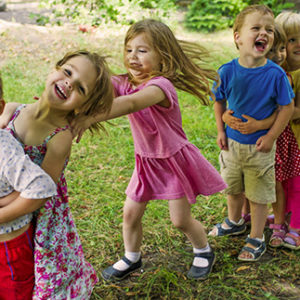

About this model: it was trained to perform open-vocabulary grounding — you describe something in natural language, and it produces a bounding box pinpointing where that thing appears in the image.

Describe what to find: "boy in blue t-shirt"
[210,5,294,262]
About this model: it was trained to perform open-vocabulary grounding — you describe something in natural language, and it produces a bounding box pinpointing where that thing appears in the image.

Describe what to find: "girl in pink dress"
[0,50,114,299]
[73,19,227,281]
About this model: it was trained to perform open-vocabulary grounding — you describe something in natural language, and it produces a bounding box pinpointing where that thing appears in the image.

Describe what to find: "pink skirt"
[126,144,227,204]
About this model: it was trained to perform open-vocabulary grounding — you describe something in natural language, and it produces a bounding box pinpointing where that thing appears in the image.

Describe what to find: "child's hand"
[70,115,93,143]
[217,131,228,150]
[237,114,261,134]
[222,109,242,130]
[256,134,275,152]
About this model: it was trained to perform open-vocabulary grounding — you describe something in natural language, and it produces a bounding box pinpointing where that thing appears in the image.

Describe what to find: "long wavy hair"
[56,50,114,132]
[124,19,218,105]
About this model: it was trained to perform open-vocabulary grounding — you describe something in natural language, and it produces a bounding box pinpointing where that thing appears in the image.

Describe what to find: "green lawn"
[1,20,299,299]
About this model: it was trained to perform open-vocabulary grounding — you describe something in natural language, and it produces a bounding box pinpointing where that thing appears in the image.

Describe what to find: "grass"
[0,19,300,300]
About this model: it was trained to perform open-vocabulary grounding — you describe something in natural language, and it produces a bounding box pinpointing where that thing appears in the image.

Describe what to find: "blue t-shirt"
[213,58,294,144]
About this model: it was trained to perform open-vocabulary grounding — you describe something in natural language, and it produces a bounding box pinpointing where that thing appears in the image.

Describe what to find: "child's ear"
[234,31,241,46]
[0,99,5,115]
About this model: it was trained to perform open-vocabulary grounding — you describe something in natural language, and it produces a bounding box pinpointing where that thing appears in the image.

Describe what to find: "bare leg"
[123,197,148,252]
[272,181,286,225]
[238,201,267,260]
[242,195,250,216]
[209,193,244,236]
[168,197,207,248]
[268,181,287,247]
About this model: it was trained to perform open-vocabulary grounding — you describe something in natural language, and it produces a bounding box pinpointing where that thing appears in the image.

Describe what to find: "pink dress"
[113,75,227,204]
[6,105,98,299]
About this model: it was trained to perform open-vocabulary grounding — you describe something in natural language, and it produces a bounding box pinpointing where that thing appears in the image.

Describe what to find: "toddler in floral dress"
[0,50,114,298]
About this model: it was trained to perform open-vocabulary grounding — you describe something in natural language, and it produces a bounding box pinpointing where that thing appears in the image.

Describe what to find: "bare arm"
[72,85,167,142]
[214,100,228,150]
[222,109,278,134]
[0,195,48,224]
[0,191,19,207]
[41,130,73,183]
[256,102,294,152]
[291,92,300,122]
[0,102,19,128]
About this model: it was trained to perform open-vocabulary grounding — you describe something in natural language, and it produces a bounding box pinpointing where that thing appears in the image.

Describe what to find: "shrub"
[185,0,295,32]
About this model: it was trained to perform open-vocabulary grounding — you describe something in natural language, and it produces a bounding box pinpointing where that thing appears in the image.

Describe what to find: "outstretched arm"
[214,99,228,150]
[72,85,167,142]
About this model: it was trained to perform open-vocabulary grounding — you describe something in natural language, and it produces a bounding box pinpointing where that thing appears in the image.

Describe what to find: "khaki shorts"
[219,138,276,204]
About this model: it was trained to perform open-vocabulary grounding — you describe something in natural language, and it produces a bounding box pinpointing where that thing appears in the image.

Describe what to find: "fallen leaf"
[236,265,250,272]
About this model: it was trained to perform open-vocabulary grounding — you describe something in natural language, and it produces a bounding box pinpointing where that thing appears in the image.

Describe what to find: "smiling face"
[267,42,287,66]
[45,55,97,112]
[234,11,274,66]
[124,33,161,84]
[286,33,300,71]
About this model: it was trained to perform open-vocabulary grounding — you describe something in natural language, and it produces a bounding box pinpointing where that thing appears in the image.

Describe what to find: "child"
[275,12,300,249]
[73,19,227,280]
[0,50,114,298]
[222,22,294,248]
[0,129,57,300]
[210,5,294,261]
[0,74,57,300]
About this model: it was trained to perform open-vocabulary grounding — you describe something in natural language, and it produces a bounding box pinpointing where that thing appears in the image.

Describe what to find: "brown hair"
[56,50,114,132]
[124,19,218,105]
[233,5,274,49]
[276,11,300,37]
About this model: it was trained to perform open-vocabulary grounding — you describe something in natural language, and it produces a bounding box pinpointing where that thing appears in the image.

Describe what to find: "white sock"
[193,244,211,267]
[113,251,141,271]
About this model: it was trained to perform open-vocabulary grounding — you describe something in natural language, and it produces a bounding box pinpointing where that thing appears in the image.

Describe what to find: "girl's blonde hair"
[233,5,274,49]
[56,50,114,132]
[272,22,287,50]
[124,19,218,105]
[276,11,300,37]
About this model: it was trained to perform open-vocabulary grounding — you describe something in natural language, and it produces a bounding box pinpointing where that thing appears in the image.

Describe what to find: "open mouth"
[255,40,267,52]
[54,84,67,100]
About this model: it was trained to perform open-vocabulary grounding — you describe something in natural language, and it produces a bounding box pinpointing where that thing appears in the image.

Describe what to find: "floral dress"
[6,105,98,300]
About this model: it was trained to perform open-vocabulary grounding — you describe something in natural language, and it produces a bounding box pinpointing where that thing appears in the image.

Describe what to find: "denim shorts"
[219,138,276,204]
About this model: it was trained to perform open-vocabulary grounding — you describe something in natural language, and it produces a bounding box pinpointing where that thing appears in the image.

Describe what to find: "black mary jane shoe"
[101,256,142,281]
[187,251,216,280]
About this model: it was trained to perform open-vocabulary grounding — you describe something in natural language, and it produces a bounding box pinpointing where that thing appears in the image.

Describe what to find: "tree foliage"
[37,0,177,26]
[185,0,296,32]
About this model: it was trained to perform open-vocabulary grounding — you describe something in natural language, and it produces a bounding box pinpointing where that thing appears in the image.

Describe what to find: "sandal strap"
[286,232,300,241]
[225,218,242,227]
[270,230,285,239]
[245,236,263,248]
[269,223,286,231]
[121,256,134,266]
[194,251,214,259]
